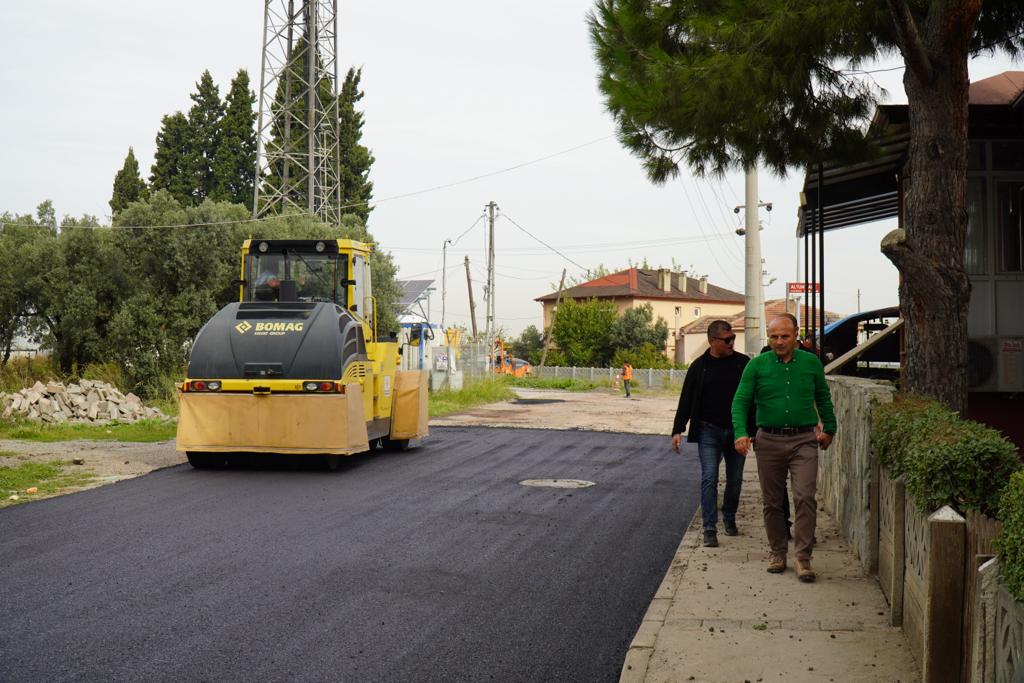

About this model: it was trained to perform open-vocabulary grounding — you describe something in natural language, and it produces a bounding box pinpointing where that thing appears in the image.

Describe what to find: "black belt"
[759,425,816,436]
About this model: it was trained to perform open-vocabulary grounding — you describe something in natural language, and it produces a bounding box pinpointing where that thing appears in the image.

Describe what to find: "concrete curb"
[619,509,703,682]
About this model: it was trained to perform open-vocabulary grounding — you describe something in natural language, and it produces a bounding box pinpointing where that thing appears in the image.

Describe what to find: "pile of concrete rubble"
[0,380,168,423]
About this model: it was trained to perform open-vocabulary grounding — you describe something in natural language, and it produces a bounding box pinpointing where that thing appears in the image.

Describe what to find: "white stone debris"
[0,380,168,424]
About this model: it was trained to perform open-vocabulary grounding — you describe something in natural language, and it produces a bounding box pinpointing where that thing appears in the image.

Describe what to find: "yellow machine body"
[176,238,428,462]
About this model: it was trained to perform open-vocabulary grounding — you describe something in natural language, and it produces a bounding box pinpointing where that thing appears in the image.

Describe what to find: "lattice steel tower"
[253,0,342,225]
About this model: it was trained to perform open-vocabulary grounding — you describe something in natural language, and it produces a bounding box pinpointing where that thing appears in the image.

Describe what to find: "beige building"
[535,268,745,360]
[677,299,845,365]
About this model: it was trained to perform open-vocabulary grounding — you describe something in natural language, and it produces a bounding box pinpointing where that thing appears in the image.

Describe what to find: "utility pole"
[441,239,452,329]
[484,201,497,347]
[742,166,764,356]
[539,269,567,369]
[464,255,478,338]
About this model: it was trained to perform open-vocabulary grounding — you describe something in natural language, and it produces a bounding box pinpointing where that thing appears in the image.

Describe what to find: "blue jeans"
[697,421,746,532]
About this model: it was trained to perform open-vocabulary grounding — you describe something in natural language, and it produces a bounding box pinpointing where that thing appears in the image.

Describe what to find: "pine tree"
[590,0,1024,413]
[149,112,193,206]
[109,147,149,216]
[211,69,258,209]
[186,70,225,203]
[336,68,374,223]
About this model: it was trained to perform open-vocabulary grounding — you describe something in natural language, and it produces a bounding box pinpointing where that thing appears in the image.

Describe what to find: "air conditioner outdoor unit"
[968,338,1000,392]
[997,338,1024,392]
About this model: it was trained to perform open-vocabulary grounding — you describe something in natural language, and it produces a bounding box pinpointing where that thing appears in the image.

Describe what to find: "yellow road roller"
[176,238,428,468]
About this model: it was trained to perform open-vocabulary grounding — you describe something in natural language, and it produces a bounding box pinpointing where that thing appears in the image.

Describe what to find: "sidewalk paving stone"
[621,451,920,682]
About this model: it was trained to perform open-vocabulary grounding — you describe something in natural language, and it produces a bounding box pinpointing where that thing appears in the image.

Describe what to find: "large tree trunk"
[881,3,979,415]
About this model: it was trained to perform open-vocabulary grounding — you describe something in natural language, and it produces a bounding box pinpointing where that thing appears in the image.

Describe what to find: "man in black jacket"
[671,320,756,547]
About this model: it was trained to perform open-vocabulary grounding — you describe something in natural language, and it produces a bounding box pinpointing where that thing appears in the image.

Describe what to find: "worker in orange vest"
[621,361,633,398]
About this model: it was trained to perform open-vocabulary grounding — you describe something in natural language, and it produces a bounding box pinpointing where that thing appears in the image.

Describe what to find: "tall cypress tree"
[337,68,374,223]
[186,70,225,203]
[211,69,258,209]
[149,112,193,206]
[109,147,149,216]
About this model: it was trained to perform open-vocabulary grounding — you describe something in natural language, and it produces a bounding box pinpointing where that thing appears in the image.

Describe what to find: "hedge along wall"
[818,376,897,572]
[872,394,1020,519]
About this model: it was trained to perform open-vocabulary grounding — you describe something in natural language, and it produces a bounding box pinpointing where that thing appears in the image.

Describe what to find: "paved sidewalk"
[622,451,920,682]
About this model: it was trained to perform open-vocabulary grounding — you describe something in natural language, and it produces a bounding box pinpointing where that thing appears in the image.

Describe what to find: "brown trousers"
[754,430,819,561]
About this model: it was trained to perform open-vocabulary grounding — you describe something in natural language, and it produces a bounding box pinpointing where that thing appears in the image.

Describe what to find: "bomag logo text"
[254,322,304,336]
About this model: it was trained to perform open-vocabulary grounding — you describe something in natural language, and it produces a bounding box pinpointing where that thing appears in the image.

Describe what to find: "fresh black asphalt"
[0,427,700,682]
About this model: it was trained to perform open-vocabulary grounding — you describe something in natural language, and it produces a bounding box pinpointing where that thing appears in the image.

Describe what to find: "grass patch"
[0,460,98,507]
[0,419,177,443]
[508,376,605,392]
[429,378,517,417]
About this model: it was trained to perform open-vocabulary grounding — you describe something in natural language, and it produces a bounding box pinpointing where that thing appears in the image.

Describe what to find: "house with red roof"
[535,268,745,361]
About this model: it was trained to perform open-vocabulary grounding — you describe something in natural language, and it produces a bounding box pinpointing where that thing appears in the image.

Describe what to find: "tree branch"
[885,0,934,84]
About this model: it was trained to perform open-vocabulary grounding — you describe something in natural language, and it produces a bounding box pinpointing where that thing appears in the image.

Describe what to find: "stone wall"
[819,376,896,572]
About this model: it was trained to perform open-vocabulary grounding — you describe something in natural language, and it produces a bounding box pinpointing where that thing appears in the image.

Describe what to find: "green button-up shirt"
[731,349,837,438]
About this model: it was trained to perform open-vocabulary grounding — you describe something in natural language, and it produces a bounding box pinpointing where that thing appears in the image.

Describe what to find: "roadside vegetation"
[428,378,516,418]
[871,394,1024,597]
[0,459,98,508]
[0,419,176,443]
[508,377,606,392]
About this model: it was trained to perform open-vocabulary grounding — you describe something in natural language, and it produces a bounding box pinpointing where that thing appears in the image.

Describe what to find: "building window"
[966,177,987,274]
[694,307,701,316]
[996,181,1024,272]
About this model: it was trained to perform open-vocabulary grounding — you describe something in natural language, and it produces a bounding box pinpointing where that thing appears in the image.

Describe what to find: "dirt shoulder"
[1,388,679,503]
[432,387,678,435]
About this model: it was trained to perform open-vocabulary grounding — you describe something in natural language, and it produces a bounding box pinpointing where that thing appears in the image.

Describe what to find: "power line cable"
[1,135,615,232]
[677,179,742,288]
[493,211,585,272]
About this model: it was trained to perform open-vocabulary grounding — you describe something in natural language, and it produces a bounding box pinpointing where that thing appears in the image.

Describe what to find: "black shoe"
[703,531,719,547]
[723,521,739,536]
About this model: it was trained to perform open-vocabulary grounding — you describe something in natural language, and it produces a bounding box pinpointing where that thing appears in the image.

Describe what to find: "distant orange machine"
[492,340,531,378]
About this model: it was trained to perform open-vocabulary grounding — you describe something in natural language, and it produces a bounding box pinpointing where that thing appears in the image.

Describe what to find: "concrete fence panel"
[819,376,896,571]
[878,468,906,627]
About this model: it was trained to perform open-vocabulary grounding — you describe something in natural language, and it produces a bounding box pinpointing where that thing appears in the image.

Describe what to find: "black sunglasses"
[711,335,736,344]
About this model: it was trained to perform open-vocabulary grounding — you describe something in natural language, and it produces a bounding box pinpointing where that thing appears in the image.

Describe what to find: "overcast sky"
[1,2,1020,335]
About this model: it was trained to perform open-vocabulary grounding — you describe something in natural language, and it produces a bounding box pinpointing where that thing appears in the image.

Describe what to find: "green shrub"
[996,472,1024,600]
[872,393,1020,516]
[0,355,60,394]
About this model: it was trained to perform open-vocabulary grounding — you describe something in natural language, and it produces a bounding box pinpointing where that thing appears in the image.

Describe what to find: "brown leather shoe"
[796,558,816,583]
[767,553,786,573]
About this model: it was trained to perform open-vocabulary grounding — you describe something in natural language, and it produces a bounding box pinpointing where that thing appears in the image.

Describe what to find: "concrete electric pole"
[735,166,772,356]
[465,256,478,338]
[484,201,497,348]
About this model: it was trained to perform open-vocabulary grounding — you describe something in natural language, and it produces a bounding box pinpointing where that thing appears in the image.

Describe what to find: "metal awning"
[796,116,909,236]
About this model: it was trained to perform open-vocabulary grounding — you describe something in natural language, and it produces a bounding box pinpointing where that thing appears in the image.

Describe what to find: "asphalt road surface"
[0,427,699,682]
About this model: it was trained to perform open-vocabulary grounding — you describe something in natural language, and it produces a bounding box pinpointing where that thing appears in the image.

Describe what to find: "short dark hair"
[770,313,799,332]
[707,320,732,339]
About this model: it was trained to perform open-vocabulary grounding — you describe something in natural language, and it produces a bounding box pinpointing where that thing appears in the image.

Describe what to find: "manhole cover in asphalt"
[513,398,566,405]
[519,478,595,489]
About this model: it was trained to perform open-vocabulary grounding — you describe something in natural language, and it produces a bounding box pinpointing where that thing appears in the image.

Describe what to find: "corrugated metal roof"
[796,71,1024,235]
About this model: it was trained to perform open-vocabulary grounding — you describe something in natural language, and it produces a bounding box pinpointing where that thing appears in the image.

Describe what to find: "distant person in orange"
[622,361,633,398]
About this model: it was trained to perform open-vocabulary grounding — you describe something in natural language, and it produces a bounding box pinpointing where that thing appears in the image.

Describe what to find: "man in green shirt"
[731,314,837,582]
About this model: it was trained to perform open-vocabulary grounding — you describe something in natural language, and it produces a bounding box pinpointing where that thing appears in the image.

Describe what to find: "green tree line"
[1,196,401,398]
[3,59,393,399]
